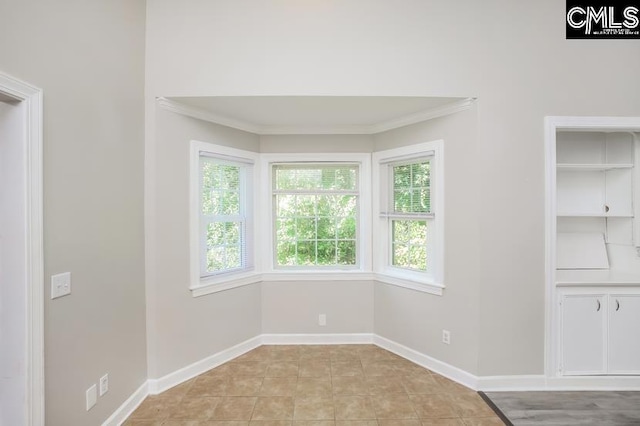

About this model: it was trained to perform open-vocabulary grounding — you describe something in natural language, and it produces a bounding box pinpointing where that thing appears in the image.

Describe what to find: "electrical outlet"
[318,314,327,326]
[442,330,451,345]
[99,374,109,396]
[86,384,97,411]
[51,272,71,299]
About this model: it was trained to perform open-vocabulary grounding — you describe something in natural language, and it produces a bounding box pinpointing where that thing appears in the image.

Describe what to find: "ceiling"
[165,96,471,135]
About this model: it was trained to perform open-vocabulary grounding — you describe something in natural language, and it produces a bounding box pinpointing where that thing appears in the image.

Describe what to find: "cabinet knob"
[604,205,610,213]
[616,299,620,311]
[597,300,601,311]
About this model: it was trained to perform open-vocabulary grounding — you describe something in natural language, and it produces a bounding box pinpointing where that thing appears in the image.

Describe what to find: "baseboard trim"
[261,333,374,345]
[101,381,148,426]
[373,334,479,390]
[147,335,262,395]
[478,375,640,391]
[106,333,640,424]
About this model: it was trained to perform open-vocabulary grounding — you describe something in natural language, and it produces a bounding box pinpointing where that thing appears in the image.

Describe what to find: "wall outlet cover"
[86,384,97,411]
[51,272,71,299]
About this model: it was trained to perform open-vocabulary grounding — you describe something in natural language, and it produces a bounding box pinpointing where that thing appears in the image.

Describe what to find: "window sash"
[390,157,433,215]
[383,156,435,275]
[389,217,434,273]
[272,163,360,269]
[199,156,249,277]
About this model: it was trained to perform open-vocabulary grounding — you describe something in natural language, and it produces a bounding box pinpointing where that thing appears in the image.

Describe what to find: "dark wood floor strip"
[478,391,514,426]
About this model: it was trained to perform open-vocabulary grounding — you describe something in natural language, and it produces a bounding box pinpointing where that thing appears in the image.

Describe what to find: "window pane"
[276,195,296,217]
[206,247,225,272]
[277,241,296,266]
[295,195,316,216]
[226,246,241,269]
[296,241,316,265]
[391,219,427,271]
[200,155,247,276]
[225,222,240,244]
[337,240,356,265]
[273,164,359,267]
[317,241,337,265]
[296,218,316,239]
[207,222,225,246]
[275,165,357,191]
[337,217,356,239]
[276,219,296,240]
[317,217,336,239]
[392,160,431,214]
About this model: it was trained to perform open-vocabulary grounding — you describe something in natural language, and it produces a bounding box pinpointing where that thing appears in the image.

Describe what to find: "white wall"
[260,134,374,153]
[147,107,262,378]
[146,0,640,376]
[0,1,147,424]
[373,106,480,374]
[262,281,373,335]
[0,99,27,426]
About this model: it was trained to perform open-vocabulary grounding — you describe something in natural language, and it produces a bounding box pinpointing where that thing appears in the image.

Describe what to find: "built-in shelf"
[557,213,634,218]
[556,269,640,286]
[557,163,634,171]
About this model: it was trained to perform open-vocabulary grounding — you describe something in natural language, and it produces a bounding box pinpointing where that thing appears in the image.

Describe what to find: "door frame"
[0,71,44,426]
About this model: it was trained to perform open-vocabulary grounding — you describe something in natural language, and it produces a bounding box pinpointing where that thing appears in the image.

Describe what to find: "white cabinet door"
[608,294,640,374]
[561,294,607,375]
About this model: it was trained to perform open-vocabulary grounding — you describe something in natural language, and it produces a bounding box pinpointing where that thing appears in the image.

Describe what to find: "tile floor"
[124,344,504,426]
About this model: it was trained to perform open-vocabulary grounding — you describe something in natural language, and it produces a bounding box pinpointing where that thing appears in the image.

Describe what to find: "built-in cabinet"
[559,289,640,375]
[553,124,640,378]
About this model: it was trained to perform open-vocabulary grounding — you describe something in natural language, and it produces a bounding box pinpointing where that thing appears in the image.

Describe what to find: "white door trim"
[0,71,44,426]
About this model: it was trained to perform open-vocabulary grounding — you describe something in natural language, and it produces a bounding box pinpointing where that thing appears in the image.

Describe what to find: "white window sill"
[190,271,262,297]
[373,272,444,296]
[262,271,375,282]
[190,270,444,297]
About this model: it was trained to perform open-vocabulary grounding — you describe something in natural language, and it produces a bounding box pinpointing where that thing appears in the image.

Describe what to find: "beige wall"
[373,106,480,374]
[146,0,640,377]
[262,281,374,334]
[0,1,147,424]
[260,134,374,153]
[147,108,262,378]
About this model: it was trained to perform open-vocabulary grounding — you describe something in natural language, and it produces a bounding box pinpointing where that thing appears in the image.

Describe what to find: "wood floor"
[484,391,640,426]
[124,344,504,425]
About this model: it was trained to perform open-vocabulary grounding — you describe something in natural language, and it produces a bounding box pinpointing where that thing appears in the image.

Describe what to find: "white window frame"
[372,140,445,295]
[189,140,261,296]
[258,153,372,281]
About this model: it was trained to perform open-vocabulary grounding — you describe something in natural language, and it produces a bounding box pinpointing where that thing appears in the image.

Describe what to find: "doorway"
[0,72,44,426]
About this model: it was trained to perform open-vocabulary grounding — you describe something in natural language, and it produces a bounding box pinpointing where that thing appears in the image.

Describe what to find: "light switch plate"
[51,272,71,299]
[99,374,109,396]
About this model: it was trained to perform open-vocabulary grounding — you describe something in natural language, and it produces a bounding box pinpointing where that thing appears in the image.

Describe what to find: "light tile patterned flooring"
[124,344,504,426]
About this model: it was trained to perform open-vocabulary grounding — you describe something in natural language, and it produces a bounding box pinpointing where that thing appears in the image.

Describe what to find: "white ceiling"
[166,96,470,134]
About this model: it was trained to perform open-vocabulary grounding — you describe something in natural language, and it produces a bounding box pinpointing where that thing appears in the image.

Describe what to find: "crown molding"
[156,97,262,134]
[156,97,476,135]
[368,97,476,134]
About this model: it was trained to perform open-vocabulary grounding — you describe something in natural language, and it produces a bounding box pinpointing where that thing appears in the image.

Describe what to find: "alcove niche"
[145,95,480,396]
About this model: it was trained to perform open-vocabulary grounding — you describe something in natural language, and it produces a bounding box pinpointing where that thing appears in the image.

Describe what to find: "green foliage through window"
[201,157,245,274]
[390,159,431,272]
[273,164,358,267]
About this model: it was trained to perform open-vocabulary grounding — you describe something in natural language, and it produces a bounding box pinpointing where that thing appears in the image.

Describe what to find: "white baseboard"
[261,333,374,345]
[373,334,479,391]
[477,375,548,391]
[147,335,262,395]
[106,333,640,425]
[101,381,148,426]
[478,375,640,391]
